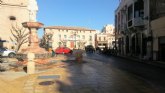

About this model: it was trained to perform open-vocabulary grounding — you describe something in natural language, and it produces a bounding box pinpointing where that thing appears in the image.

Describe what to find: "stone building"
[0,0,29,49]
[44,26,96,50]
[115,0,165,61]
[96,24,115,49]
[95,32,107,49]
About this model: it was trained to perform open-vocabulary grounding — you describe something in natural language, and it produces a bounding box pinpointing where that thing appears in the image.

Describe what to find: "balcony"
[128,20,133,27]
[128,17,144,28]
[133,17,144,27]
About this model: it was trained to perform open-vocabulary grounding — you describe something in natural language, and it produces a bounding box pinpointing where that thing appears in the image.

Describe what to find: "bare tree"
[77,41,86,49]
[10,24,29,52]
[60,39,67,47]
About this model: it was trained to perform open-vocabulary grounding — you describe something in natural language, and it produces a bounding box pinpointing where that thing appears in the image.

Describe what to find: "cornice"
[0,0,27,7]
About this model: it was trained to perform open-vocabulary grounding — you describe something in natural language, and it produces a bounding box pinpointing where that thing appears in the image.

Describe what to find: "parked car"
[0,48,16,58]
[85,45,95,53]
[55,47,72,54]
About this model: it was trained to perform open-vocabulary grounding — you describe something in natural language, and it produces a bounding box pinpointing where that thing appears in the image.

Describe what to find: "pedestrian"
[51,49,56,57]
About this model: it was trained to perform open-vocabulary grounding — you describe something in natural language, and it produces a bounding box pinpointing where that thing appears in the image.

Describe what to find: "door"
[159,44,165,61]
[70,42,74,48]
[159,37,165,61]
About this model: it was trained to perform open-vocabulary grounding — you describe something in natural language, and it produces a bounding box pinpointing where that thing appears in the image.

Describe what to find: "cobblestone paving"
[21,56,157,93]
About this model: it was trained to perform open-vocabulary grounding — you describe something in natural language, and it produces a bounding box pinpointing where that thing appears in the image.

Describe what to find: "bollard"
[27,52,35,74]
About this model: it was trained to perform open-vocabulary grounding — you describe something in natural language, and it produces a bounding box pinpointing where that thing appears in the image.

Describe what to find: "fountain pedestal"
[17,22,51,59]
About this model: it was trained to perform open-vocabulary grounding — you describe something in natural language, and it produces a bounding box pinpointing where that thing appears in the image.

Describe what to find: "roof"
[44,26,96,31]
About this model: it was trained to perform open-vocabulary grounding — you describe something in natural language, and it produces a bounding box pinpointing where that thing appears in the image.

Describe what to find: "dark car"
[55,47,72,54]
[85,45,95,53]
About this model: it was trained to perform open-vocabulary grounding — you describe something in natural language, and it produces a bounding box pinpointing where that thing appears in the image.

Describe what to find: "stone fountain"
[14,0,54,74]
[17,22,51,59]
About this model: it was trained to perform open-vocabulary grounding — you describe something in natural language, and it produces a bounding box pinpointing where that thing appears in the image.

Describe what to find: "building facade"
[95,33,107,49]
[115,0,165,61]
[0,0,29,49]
[44,26,96,50]
[96,24,115,49]
[150,0,165,61]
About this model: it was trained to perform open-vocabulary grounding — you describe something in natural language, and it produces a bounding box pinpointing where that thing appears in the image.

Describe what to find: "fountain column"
[27,52,35,74]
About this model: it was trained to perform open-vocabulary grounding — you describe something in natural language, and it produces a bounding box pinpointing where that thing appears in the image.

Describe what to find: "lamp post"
[73,31,77,49]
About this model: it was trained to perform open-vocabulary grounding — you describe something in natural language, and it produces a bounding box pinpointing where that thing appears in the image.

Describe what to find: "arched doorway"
[142,34,147,56]
[131,35,136,55]
[118,38,121,54]
[126,36,129,54]
[136,33,140,56]
[159,36,165,61]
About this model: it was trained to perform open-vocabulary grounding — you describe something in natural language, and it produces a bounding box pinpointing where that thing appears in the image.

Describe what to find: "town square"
[0,0,165,93]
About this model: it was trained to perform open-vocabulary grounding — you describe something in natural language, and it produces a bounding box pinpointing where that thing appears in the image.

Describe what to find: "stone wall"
[0,0,29,49]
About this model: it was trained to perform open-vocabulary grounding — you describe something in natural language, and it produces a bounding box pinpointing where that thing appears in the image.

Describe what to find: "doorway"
[159,37,165,61]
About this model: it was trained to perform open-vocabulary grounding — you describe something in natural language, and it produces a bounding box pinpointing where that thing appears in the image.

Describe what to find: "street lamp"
[72,31,77,48]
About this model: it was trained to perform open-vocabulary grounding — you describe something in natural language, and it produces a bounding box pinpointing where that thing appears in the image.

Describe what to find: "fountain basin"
[22,22,43,28]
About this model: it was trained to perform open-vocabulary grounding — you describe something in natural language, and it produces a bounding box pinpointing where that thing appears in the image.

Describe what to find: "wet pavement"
[56,58,157,93]
[1,53,165,93]
[23,54,159,93]
[85,53,165,93]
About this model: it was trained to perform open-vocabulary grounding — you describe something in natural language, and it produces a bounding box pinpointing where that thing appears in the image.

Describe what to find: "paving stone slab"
[37,75,60,79]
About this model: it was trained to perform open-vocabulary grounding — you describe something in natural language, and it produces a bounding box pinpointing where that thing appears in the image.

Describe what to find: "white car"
[0,48,16,58]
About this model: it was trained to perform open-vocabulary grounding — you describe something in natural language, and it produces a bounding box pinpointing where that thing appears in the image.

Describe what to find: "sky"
[37,0,119,38]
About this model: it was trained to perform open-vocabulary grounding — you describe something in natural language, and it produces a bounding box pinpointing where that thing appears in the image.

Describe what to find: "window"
[9,16,16,21]
[89,36,92,41]
[99,37,101,41]
[155,0,165,18]
[58,42,61,46]
[59,34,61,39]
[128,5,133,20]
[63,42,67,47]
[104,37,106,41]
[64,35,67,39]
[82,35,85,39]
[77,42,80,48]
[77,35,80,38]
[134,0,144,18]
